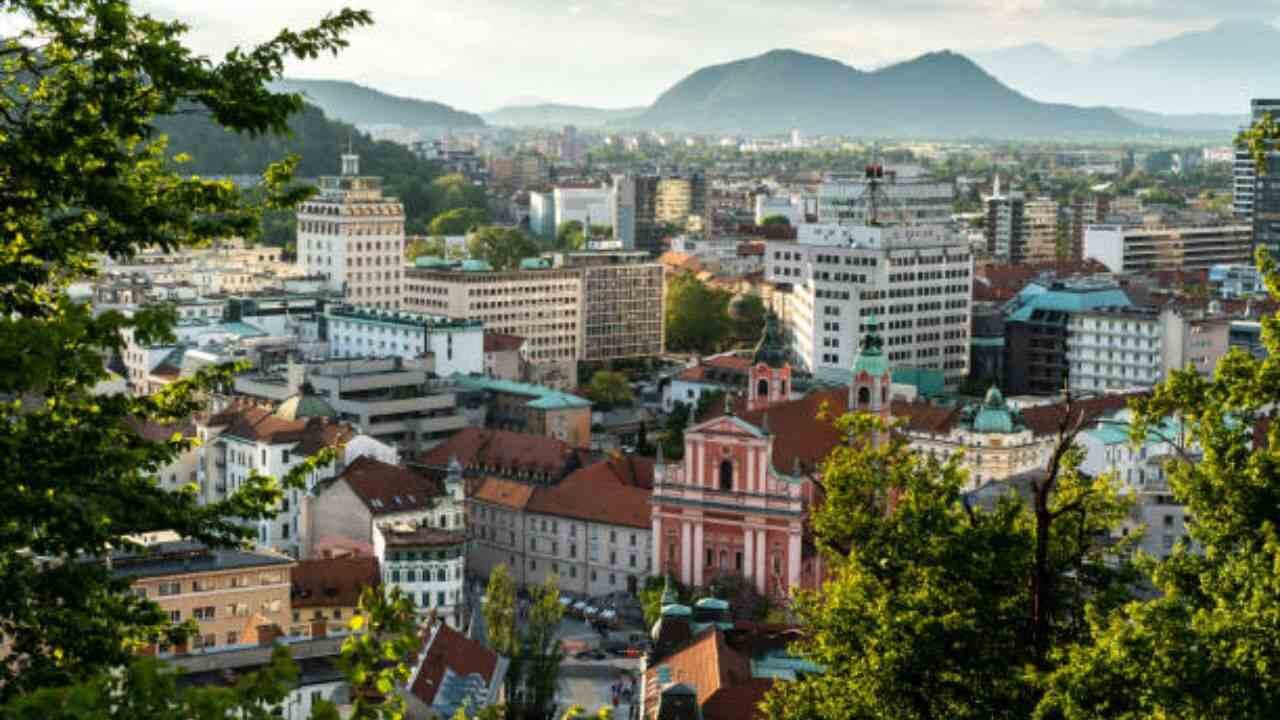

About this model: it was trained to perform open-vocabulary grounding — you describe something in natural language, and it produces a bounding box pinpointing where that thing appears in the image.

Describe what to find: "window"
[757,378,769,398]
[193,606,216,620]
[168,610,181,623]
[610,550,616,564]
[438,592,446,607]
[706,547,714,567]
[858,387,871,405]
[226,631,239,645]
[629,533,636,546]
[735,551,744,571]
[719,460,733,491]
[610,530,617,543]
[158,581,180,597]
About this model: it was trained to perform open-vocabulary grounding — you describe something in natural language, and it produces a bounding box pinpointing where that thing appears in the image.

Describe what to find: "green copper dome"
[971,385,1015,434]
[275,393,337,421]
[852,314,890,377]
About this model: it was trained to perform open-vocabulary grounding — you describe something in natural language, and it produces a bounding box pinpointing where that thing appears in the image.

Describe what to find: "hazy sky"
[133,1,1278,110]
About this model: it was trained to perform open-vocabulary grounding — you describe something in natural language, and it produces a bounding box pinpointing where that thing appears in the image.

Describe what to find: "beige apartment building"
[112,540,295,653]
[1024,198,1060,263]
[403,252,664,388]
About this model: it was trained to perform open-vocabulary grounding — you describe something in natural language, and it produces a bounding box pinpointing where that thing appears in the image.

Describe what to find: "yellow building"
[114,540,295,654]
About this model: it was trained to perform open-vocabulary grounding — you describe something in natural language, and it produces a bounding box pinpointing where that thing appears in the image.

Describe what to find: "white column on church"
[788,530,802,590]
[681,521,693,586]
[696,441,705,487]
[652,515,662,576]
[693,524,704,586]
[755,529,767,595]
[746,447,755,493]
[743,525,754,581]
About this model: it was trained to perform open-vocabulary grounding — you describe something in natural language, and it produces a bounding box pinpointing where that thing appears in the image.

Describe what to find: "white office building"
[754,194,803,226]
[297,152,405,309]
[1083,223,1252,274]
[766,223,973,387]
[325,304,484,376]
[1066,306,1231,394]
[554,186,613,233]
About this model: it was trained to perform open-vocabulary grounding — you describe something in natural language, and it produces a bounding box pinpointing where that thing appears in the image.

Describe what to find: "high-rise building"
[528,191,556,240]
[1241,99,1280,254]
[553,185,613,234]
[765,223,973,388]
[611,174,660,253]
[1068,195,1111,261]
[1024,198,1061,263]
[297,152,405,310]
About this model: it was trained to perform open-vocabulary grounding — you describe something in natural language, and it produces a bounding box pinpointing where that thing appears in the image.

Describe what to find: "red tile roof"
[208,405,353,452]
[483,333,525,353]
[734,389,850,475]
[418,427,589,479]
[524,457,653,528]
[291,556,380,609]
[127,418,196,443]
[470,476,535,511]
[891,400,962,435]
[411,623,500,706]
[644,629,765,720]
[1019,392,1145,437]
[335,456,444,515]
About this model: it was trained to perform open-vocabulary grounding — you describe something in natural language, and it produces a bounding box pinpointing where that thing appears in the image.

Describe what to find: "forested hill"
[154,103,486,237]
[268,78,485,129]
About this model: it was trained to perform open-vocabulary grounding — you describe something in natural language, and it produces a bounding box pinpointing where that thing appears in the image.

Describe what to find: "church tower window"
[719,460,733,491]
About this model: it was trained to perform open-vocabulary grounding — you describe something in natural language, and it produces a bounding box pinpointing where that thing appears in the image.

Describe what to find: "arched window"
[757,379,769,399]
[719,549,729,569]
[780,380,788,396]
[719,460,733,491]
[882,386,888,403]
[858,386,871,405]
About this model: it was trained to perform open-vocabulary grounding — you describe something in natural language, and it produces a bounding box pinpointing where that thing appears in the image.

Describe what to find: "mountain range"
[972,20,1277,118]
[266,78,484,129]
[624,49,1141,138]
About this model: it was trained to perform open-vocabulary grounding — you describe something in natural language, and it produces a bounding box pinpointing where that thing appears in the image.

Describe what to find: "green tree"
[664,272,732,354]
[0,0,369,702]
[761,411,1133,720]
[406,236,441,261]
[729,293,767,346]
[555,220,586,251]
[661,401,691,461]
[520,576,566,720]
[340,586,420,720]
[429,207,488,237]
[1039,247,1280,719]
[428,173,488,218]
[760,214,791,226]
[468,227,540,270]
[587,370,634,409]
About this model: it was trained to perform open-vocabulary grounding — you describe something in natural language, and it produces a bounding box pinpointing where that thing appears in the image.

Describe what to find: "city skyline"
[137,0,1277,111]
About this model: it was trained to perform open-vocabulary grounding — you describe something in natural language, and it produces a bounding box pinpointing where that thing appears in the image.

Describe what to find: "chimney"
[256,623,284,647]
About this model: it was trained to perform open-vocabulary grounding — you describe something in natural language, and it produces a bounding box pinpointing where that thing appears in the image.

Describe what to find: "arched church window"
[780,380,787,396]
[719,549,728,569]
[858,386,871,405]
[719,460,733,491]
[757,379,769,398]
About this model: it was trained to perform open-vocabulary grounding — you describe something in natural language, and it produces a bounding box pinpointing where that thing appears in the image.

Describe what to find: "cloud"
[124,0,1245,110]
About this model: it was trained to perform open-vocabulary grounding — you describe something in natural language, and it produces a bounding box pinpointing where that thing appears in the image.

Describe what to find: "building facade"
[375,524,467,628]
[817,175,953,226]
[113,540,295,654]
[297,153,405,309]
[325,304,484,376]
[1084,223,1253,274]
[765,224,973,388]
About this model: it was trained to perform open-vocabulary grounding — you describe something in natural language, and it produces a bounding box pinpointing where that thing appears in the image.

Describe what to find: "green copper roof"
[852,314,889,377]
[1006,282,1132,323]
[414,255,449,269]
[519,257,552,270]
[460,259,494,272]
[752,312,789,368]
[275,393,337,421]
[694,597,730,611]
[971,385,1016,434]
[452,374,591,409]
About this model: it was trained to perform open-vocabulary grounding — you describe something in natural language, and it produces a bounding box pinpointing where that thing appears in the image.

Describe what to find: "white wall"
[1083,226,1127,272]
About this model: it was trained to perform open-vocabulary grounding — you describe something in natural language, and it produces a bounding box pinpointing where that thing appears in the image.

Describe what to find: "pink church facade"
[650,315,893,599]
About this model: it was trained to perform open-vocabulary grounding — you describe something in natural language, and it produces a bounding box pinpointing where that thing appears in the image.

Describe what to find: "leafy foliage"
[1039,245,1280,719]
[555,221,586,251]
[762,412,1132,720]
[340,586,420,720]
[664,272,733,354]
[468,227,540,270]
[0,0,369,701]
[586,370,634,409]
[760,213,791,226]
[429,207,489,237]
[482,566,566,720]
